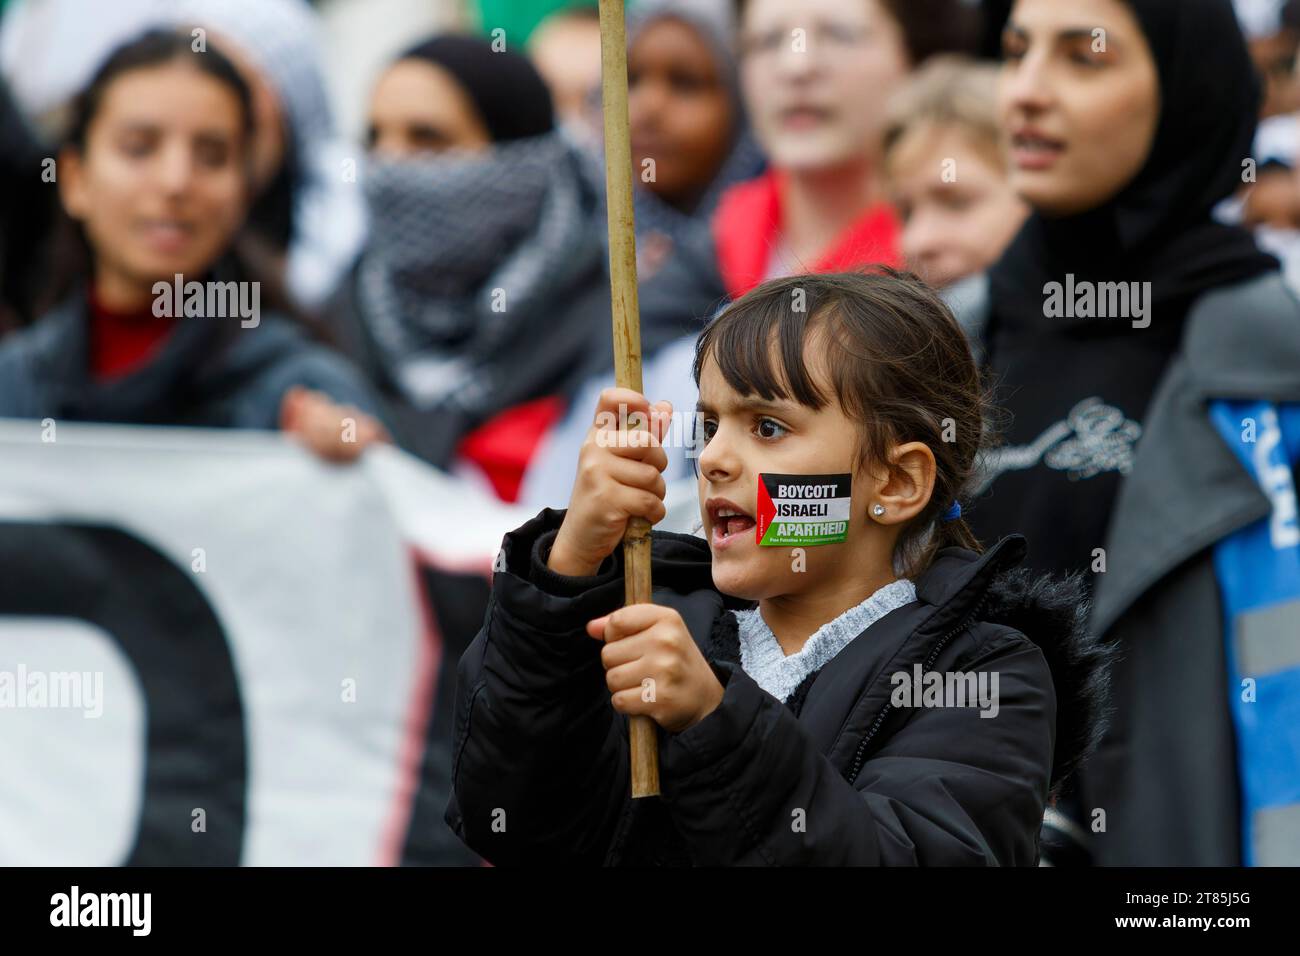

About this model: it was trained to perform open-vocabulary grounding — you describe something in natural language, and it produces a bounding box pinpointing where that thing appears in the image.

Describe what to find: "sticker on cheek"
[756,473,852,546]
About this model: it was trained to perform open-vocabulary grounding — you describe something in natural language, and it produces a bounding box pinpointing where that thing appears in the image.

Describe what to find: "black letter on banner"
[0,522,246,864]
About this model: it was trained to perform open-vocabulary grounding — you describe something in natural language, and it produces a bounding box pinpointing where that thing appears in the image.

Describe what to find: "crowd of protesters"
[0,0,1298,866]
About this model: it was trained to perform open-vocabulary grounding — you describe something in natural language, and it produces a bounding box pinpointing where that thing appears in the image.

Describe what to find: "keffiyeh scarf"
[358,132,598,413]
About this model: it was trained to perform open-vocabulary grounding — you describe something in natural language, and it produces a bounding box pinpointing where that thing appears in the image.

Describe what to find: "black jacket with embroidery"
[444,508,1110,866]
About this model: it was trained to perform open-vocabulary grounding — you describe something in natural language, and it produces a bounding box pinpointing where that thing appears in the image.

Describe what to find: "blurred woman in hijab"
[331,35,609,499]
[624,0,765,279]
[965,0,1300,867]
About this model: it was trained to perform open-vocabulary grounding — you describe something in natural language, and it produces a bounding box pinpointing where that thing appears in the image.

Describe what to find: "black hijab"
[989,0,1277,324]
[398,35,554,142]
[972,0,1279,579]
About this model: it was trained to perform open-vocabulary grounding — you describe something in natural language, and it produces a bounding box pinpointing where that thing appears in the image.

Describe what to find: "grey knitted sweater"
[733,579,917,703]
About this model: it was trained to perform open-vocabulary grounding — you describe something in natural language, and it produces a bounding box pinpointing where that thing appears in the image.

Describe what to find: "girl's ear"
[57,146,89,222]
[871,441,936,525]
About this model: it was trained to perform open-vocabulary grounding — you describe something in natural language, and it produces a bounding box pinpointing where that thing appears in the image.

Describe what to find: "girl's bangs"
[694,292,831,410]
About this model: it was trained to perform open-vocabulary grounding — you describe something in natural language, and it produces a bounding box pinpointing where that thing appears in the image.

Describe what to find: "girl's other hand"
[279,385,389,463]
[586,605,724,733]
[548,388,673,576]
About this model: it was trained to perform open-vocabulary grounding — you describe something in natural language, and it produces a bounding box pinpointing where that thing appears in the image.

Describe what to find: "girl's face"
[739,0,910,171]
[367,59,491,157]
[629,17,734,207]
[60,62,251,303]
[695,345,891,601]
[889,125,1029,288]
[999,0,1160,216]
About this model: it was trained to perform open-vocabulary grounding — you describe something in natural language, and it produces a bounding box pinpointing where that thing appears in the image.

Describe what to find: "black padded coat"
[445,508,1109,866]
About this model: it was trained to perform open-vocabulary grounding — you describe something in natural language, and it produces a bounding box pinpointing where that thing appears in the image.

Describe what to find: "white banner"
[0,420,530,866]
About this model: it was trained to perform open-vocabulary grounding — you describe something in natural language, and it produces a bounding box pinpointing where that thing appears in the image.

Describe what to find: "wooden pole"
[597,0,659,798]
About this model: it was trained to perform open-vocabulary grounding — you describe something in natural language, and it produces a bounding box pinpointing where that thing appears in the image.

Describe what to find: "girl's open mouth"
[706,498,756,549]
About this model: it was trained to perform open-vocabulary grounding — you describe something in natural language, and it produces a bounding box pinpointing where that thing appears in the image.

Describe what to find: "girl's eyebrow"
[696,397,797,416]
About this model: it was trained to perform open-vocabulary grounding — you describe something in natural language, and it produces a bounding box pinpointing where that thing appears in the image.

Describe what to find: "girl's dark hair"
[734,0,981,65]
[693,269,989,579]
[66,29,254,151]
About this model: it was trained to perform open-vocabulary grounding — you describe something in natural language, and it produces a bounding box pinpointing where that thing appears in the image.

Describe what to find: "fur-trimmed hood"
[911,533,1117,802]
[981,566,1116,798]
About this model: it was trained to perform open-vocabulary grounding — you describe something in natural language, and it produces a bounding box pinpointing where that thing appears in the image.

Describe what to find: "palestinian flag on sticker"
[755,473,852,547]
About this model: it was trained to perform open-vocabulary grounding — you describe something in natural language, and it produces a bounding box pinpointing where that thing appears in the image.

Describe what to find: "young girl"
[446,270,1108,866]
[0,30,385,462]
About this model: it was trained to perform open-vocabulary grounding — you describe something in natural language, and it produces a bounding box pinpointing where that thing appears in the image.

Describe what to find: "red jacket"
[712,170,902,299]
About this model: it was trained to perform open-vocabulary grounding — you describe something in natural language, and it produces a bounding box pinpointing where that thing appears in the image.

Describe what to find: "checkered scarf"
[358,132,598,412]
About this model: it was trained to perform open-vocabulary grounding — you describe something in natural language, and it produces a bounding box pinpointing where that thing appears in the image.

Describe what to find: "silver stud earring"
[871,504,886,517]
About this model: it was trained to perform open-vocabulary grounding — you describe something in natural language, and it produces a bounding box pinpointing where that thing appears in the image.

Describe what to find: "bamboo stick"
[597,0,659,798]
